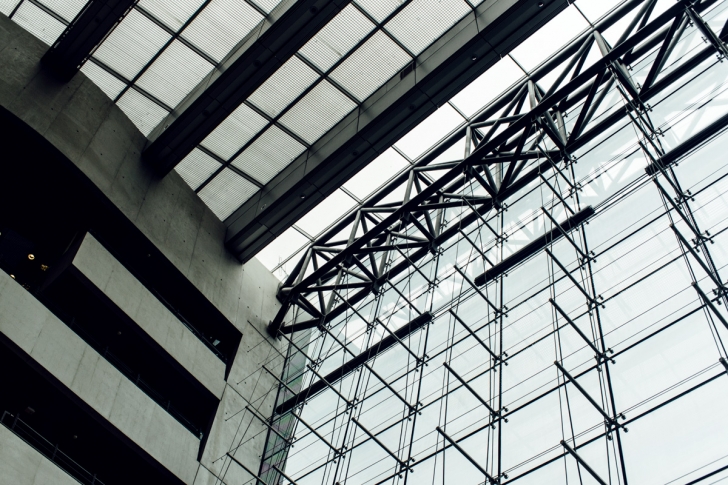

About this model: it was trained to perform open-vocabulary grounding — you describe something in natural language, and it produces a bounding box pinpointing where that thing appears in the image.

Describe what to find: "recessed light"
[10,274,15,279]
[28,254,35,260]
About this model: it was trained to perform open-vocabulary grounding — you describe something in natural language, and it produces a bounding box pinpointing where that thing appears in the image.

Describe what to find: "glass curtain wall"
[228,0,728,484]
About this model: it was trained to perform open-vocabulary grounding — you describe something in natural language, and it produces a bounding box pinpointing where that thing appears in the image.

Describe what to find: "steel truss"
[248,1,728,485]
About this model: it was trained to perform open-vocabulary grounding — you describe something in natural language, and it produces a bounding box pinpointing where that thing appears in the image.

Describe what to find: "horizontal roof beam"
[142,0,351,175]
[225,0,570,262]
[42,0,137,81]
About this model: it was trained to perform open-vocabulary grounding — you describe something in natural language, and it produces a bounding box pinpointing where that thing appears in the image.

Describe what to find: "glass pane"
[343,148,409,200]
[256,226,310,273]
[450,56,524,118]
[296,190,357,238]
[136,0,204,31]
[510,5,590,72]
[40,0,86,22]
[395,104,465,160]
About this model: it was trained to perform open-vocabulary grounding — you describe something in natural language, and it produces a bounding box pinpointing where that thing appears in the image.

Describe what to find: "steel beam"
[142,0,351,175]
[225,0,570,262]
[274,312,432,414]
[42,0,138,81]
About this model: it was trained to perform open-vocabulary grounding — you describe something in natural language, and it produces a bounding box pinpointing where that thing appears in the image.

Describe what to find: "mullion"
[88,57,174,111]
[25,0,69,25]
[350,1,417,59]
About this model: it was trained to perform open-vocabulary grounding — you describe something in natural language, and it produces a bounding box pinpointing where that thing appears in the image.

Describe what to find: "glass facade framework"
[216,0,728,484]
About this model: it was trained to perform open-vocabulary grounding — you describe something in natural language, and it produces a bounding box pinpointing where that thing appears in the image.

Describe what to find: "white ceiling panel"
[279,80,357,145]
[93,8,170,80]
[136,0,204,31]
[354,0,404,23]
[81,61,127,99]
[136,39,214,107]
[198,168,259,220]
[40,0,86,22]
[175,148,222,190]
[330,30,411,101]
[201,103,269,160]
[12,2,65,45]
[384,0,471,56]
[231,125,306,184]
[182,0,264,62]
[248,56,319,117]
[117,87,170,136]
[299,4,375,72]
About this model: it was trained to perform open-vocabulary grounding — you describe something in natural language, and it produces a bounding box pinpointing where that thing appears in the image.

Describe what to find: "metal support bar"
[262,365,296,396]
[545,248,598,307]
[227,453,269,485]
[560,441,608,485]
[374,317,425,364]
[306,364,353,408]
[448,309,502,363]
[246,405,292,446]
[693,283,728,331]
[436,427,497,484]
[671,225,725,293]
[316,323,416,412]
[351,418,408,469]
[541,207,587,261]
[443,362,499,417]
[292,411,341,456]
[720,357,728,376]
[453,265,502,314]
[271,463,299,485]
[549,298,606,360]
[459,229,495,267]
[554,361,619,428]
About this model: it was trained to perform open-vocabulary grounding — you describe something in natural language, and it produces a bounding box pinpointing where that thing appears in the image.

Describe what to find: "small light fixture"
[212,339,220,346]
[10,274,15,279]
[471,55,477,61]
[538,1,544,6]
[28,254,35,261]
[40,264,48,271]
[300,194,306,199]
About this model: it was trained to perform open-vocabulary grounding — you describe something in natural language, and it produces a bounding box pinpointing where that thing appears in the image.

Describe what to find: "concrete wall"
[73,233,226,398]
[0,13,280,331]
[0,271,200,484]
[0,14,290,485]
[0,425,79,485]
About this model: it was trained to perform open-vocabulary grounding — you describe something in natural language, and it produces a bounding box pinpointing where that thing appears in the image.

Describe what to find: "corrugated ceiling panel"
[299,4,375,72]
[81,61,128,99]
[330,30,410,101]
[198,168,259,220]
[175,148,222,190]
[279,80,357,145]
[250,0,283,14]
[117,88,170,136]
[136,39,214,107]
[354,0,403,23]
[248,56,319,118]
[231,125,306,184]
[0,1,21,16]
[39,0,86,22]
[136,0,204,31]
[201,103,269,160]
[93,8,170,80]
[12,2,65,45]
[181,0,263,62]
[384,0,471,56]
